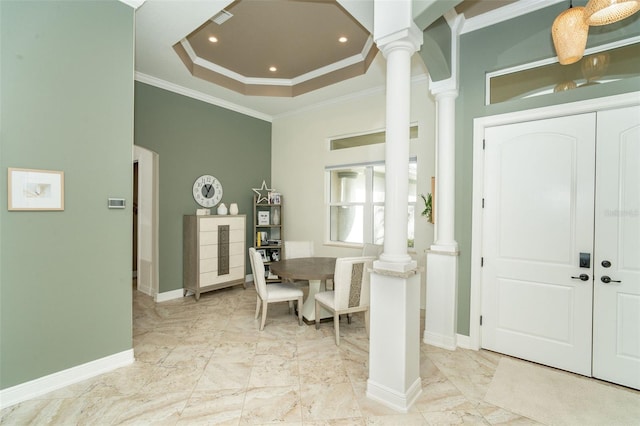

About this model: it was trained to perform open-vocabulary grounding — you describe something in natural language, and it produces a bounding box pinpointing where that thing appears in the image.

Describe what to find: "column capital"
[429,79,459,99]
[375,24,423,58]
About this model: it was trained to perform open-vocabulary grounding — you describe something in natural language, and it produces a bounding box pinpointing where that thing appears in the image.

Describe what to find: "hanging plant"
[420,193,433,223]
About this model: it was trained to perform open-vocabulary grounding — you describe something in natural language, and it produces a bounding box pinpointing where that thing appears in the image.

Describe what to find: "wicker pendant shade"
[585,0,640,25]
[552,6,589,65]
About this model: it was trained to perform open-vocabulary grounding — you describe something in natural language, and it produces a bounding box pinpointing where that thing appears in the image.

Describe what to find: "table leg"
[301,279,333,322]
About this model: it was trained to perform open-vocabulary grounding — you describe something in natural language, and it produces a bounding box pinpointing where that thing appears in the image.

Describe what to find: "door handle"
[601,276,622,284]
[571,274,590,281]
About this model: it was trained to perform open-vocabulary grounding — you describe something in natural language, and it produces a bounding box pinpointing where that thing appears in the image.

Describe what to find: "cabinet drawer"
[199,252,244,274]
[200,241,244,260]
[200,229,244,246]
[200,265,244,285]
[199,216,244,232]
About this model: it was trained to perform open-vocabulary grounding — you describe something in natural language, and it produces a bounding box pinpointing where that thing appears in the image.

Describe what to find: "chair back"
[333,256,375,310]
[362,243,383,257]
[248,248,268,299]
[284,240,314,259]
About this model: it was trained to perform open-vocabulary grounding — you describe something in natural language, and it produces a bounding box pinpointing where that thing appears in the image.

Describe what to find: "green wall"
[455,3,640,335]
[0,1,134,389]
[134,82,272,293]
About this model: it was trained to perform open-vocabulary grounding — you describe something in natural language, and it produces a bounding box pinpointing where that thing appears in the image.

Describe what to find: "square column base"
[367,269,422,412]
[424,250,459,350]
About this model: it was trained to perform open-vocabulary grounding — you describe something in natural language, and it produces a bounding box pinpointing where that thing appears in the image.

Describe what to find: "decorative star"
[252,180,274,204]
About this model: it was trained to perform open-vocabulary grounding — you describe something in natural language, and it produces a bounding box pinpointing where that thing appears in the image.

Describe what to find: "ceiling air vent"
[211,10,233,25]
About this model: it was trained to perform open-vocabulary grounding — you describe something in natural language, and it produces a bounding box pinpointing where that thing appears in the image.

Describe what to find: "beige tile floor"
[0,284,633,425]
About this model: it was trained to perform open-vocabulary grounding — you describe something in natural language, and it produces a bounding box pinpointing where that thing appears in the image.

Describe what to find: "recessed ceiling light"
[208,36,218,43]
[338,36,348,43]
[269,66,277,72]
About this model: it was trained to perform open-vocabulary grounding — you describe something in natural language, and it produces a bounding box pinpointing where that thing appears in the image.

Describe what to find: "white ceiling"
[132,0,562,121]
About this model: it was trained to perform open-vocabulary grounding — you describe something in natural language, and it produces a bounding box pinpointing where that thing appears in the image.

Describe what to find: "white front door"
[481,113,596,376]
[592,106,640,389]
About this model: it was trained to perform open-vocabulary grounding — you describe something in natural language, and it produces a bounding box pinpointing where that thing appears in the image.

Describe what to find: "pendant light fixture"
[584,0,640,26]
[552,1,589,65]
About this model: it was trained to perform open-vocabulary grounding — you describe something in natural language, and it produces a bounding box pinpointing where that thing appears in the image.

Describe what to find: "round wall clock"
[192,175,223,207]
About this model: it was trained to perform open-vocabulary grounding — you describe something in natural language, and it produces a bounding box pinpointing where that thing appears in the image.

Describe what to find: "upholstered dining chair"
[284,240,314,259]
[314,256,375,345]
[248,248,303,330]
[361,243,383,257]
[282,240,315,287]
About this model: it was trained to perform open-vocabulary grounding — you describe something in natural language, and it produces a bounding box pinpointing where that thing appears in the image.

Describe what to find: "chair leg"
[255,295,261,319]
[288,300,294,314]
[315,300,321,330]
[260,302,268,331]
[297,296,303,325]
[365,309,370,336]
[334,313,340,345]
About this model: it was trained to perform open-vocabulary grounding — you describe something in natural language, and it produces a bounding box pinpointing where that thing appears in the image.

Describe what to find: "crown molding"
[135,72,273,122]
[460,0,565,34]
[273,73,429,120]
[118,0,146,9]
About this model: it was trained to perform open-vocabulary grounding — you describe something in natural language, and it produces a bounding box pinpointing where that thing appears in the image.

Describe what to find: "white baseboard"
[137,282,153,297]
[155,288,183,302]
[156,279,253,303]
[366,377,422,413]
[423,330,457,351]
[0,349,134,410]
[456,333,472,349]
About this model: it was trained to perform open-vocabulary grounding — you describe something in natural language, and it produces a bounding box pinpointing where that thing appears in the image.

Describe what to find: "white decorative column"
[423,14,462,351]
[424,87,459,350]
[366,0,423,412]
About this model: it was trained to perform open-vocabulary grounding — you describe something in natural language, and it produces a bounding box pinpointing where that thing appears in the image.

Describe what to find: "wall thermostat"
[108,198,126,209]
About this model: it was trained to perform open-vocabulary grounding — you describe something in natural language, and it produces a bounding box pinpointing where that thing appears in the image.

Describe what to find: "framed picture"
[257,249,268,262]
[269,192,281,205]
[257,210,270,225]
[271,249,280,262]
[8,168,64,211]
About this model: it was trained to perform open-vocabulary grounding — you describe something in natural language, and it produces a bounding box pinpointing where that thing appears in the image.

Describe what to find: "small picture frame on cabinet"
[269,192,281,205]
[257,249,268,262]
[257,210,270,225]
[271,249,280,262]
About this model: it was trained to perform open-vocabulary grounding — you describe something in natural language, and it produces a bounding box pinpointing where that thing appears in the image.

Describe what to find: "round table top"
[269,257,336,281]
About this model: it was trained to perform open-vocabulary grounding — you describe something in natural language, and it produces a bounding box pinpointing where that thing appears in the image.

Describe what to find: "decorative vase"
[229,203,239,215]
[217,203,228,215]
[272,206,280,225]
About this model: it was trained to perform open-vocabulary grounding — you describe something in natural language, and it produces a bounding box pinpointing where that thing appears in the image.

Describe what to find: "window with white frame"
[327,158,417,248]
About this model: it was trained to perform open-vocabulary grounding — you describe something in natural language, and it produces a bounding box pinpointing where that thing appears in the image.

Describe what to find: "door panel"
[592,105,640,390]
[482,114,596,376]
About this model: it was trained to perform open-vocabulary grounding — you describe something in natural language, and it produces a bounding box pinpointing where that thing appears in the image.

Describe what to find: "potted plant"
[420,193,433,223]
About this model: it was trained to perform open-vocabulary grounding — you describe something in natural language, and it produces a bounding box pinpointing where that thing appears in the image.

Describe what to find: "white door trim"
[133,145,160,298]
[468,92,640,350]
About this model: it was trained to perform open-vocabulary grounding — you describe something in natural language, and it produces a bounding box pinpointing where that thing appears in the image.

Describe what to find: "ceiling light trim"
[291,49,374,85]
[181,36,376,87]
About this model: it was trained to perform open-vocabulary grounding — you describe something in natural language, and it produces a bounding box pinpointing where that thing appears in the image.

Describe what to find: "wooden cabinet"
[183,214,246,300]
[253,195,283,283]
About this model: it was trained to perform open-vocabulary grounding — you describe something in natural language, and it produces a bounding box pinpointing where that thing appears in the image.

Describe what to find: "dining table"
[268,257,336,323]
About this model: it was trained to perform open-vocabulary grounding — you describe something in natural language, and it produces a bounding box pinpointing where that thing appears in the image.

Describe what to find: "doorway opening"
[133,145,159,298]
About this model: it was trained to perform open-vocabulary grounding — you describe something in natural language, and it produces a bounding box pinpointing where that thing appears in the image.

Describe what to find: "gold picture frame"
[8,167,65,211]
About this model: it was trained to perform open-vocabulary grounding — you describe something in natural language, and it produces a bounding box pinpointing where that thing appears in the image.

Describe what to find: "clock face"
[192,175,223,207]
